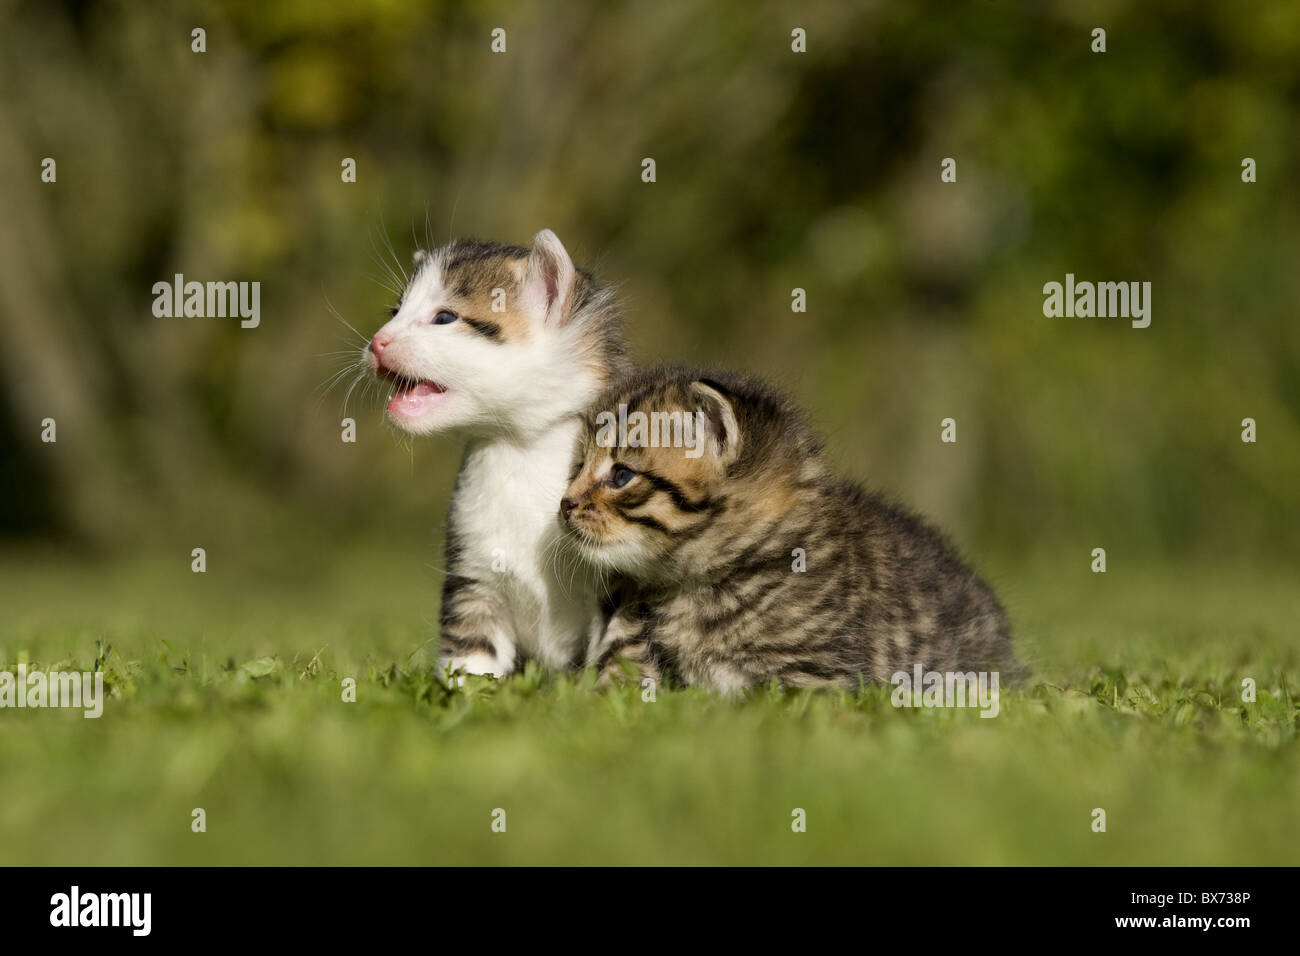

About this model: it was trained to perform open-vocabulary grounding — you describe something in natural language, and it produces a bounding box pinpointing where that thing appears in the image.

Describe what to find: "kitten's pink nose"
[369,333,391,356]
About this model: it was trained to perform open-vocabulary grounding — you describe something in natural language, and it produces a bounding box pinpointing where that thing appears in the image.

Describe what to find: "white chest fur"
[447,419,603,669]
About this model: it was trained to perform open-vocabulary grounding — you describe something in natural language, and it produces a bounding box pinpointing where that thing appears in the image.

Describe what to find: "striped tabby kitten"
[560,366,1020,694]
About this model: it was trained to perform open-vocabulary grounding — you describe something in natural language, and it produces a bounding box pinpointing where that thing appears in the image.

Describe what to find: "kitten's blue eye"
[433,310,458,325]
[610,465,636,489]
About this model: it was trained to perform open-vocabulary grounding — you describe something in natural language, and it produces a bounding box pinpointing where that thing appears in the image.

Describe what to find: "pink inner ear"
[529,237,571,317]
[544,268,559,309]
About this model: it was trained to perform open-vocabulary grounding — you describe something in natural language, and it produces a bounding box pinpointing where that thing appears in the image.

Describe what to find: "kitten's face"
[560,381,738,578]
[365,231,593,436]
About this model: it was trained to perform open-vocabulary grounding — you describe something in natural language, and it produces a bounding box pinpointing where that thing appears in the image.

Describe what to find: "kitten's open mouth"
[377,367,448,418]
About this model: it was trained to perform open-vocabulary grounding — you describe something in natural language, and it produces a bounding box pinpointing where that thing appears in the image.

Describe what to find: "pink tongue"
[387,380,444,414]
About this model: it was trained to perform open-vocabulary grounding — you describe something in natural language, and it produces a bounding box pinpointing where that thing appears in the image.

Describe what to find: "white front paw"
[441,652,507,687]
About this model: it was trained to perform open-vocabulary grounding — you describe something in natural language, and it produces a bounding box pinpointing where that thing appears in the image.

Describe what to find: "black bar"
[3,866,1283,940]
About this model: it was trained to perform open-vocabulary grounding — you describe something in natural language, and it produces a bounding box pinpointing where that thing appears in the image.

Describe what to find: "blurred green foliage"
[0,0,1296,564]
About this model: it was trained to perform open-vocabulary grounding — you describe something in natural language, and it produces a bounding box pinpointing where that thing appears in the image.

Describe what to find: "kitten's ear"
[524,229,577,324]
[412,249,429,268]
[689,380,741,467]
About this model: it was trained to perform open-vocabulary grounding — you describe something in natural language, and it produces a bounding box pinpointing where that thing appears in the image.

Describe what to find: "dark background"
[1,0,1296,567]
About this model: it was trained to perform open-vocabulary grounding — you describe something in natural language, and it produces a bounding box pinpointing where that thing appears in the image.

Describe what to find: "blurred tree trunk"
[0,98,118,540]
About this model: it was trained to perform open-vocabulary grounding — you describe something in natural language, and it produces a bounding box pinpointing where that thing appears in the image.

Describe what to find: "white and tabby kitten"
[365,231,628,679]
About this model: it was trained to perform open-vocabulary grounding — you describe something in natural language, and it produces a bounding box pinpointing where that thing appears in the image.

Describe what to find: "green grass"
[1,541,1296,865]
